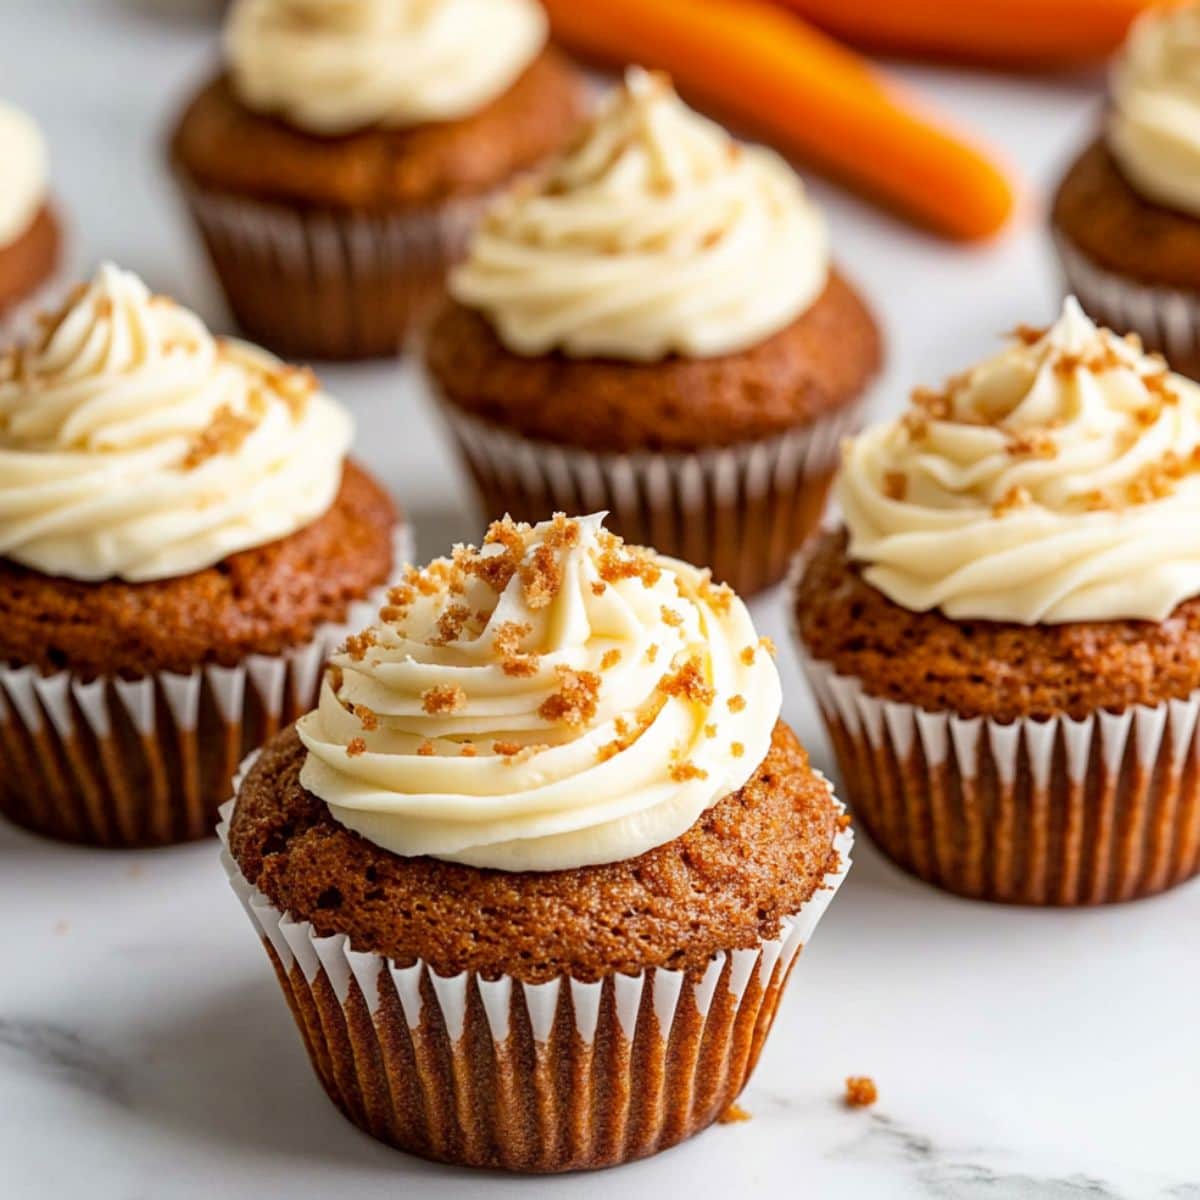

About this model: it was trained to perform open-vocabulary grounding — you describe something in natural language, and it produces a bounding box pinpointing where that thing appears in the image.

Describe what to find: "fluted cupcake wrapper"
[437,401,860,598]
[797,652,1200,905]
[1054,234,1200,379]
[0,527,412,848]
[176,181,495,360]
[216,773,853,1173]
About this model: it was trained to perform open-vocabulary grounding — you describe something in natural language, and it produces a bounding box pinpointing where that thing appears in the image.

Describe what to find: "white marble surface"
[2,3,1200,1197]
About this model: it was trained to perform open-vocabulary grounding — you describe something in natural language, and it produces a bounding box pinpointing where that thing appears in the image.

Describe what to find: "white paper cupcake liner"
[1054,233,1200,377]
[177,180,495,361]
[217,765,853,1171]
[797,651,1200,905]
[438,401,860,598]
[0,525,412,847]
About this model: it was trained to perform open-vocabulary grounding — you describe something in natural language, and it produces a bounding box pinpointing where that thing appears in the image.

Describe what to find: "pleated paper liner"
[217,775,853,1172]
[0,527,412,849]
[798,653,1200,905]
[439,401,861,599]
[176,182,495,361]
[1054,234,1200,380]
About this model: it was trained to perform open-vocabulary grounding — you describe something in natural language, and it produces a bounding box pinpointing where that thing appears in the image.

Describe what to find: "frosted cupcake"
[0,264,404,847]
[424,69,881,596]
[222,512,851,1170]
[794,298,1200,904]
[1053,2,1200,378]
[169,0,587,360]
[0,101,61,328]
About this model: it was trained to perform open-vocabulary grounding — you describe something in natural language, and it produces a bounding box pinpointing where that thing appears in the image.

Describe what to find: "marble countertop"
[3,3,1199,1197]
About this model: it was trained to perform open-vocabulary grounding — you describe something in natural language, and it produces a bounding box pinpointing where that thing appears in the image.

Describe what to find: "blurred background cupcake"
[0,100,62,333]
[424,69,881,597]
[793,297,1200,905]
[0,263,405,847]
[1053,1,1200,379]
[169,0,588,361]
[222,512,851,1171]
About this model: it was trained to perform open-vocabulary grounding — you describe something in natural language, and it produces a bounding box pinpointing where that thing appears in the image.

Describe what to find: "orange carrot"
[774,0,1156,67]
[542,0,1016,241]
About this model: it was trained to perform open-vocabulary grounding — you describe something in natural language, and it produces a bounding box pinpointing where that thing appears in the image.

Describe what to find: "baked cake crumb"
[346,737,367,758]
[728,694,746,713]
[883,471,908,501]
[538,666,600,727]
[731,741,745,758]
[421,684,467,715]
[659,656,715,706]
[844,1076,878,1108]
[600,649,621,670]
[417,740,435,757]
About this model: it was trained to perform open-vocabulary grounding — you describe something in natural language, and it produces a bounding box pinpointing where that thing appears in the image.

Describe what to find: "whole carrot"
[775,0,1154,67]
[541,0,1016,241]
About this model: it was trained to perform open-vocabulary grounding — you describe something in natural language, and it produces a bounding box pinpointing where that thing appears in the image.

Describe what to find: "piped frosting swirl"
[0,263,352,582]
[225,0,547,135]
[1108,1,1200,218]
[297,513,781,871]
[0,100,48,248]
[838,297,1200,625]
[450,68,829,362]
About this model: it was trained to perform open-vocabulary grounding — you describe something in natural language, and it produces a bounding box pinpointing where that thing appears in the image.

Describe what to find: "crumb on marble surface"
[845,1076,878,1108]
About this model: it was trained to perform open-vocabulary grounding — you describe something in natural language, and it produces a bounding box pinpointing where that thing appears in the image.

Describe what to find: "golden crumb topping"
[421,684,467,715]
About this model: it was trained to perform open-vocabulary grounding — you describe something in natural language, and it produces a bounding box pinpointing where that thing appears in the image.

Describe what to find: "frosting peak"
[297,513,781,871]
[225,0,547,135]
[838,298,1200,625]
[0,263,352,582]
[450,68,829,361]
[0,100,48,248]
[1108,2,1200,217]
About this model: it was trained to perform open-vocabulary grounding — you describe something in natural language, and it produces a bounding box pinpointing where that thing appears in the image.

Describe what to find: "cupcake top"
[0,263,352,583]
[296,512,781,871]
[0,100,48,248]
[838,297,1200,625]
[1108,1,1200,217]
[450,68,829,362]
[224,0,548,136]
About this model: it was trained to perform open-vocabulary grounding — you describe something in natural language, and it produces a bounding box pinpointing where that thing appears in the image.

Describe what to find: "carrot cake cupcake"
[0,101,61,327]
[793,297,1200,905]
[1053,1,1200,378]
[0,263,404,847]
[424,69,881,597]
[169,0,587,360]
[221,512,852,1171]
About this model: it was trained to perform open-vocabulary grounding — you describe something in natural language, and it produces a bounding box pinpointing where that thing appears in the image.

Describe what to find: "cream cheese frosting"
[0,263,352,583]
[0,100,49,248]
[838,297,1200,625]
[225,0,547,136]
[450,68,829,362]
[1108,1,1200,217]
[297,513,781,871]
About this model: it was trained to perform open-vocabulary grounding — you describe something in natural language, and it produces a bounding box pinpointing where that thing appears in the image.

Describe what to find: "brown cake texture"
[795,528,1200,724]
[427,271,880,595]
[0,460,397,680]
[0,461,399,848]
[1052,137,1200,291]
[0,204,61,316]
[229,720,841,984]
[426,270,881,453]
[793,528,1200,905]
[169,50,587,212]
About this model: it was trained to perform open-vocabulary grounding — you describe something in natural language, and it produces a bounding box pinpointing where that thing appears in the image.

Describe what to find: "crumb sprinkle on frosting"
[296,512,781,873]
[0,262,350,584]
[837,296,1200,625]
